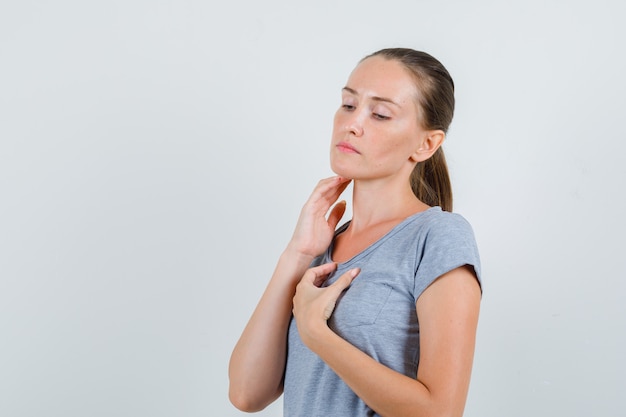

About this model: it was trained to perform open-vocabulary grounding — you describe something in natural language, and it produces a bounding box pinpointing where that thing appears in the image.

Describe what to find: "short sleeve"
[413,212,481,301]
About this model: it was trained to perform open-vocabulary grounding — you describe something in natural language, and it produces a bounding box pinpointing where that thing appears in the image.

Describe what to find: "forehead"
[345,56,418,100]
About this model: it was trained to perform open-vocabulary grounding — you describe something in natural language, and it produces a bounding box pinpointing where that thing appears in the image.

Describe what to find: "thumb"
[323,268,360,320]
[327,200,347,230]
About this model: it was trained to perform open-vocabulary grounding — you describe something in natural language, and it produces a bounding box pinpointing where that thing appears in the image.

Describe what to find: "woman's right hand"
[229,176,350,412]
[287,176,351,259]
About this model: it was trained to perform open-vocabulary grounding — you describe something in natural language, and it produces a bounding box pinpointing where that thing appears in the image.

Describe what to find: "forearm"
[308,329,444,417]
[229,176,350,411]
[228,248,313,411]
[298,266,480,417]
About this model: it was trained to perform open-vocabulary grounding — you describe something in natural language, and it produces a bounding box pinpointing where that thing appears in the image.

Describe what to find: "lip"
[336,141,360,154]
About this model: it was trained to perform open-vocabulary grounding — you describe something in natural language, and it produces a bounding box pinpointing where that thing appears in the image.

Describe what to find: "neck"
[348,176,428,233]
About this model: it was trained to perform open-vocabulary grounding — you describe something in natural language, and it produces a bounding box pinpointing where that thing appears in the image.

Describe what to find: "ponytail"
[410,147,453,212]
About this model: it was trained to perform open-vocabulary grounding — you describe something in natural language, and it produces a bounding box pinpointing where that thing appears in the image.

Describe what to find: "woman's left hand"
[292,263,360,348]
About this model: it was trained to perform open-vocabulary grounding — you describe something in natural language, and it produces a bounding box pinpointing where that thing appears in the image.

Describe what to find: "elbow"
[418,407,462,417]
[424,399,467,417]
[228,395,263,413]
[229,394,257,413]
[228,383,278,413]
[414,391,467,417]
[228,387,261,413]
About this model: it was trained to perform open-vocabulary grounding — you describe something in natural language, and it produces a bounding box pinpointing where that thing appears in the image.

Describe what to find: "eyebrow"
[342,86,401,107]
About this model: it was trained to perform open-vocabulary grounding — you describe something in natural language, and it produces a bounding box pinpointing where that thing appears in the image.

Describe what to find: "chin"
[330,161,354,179]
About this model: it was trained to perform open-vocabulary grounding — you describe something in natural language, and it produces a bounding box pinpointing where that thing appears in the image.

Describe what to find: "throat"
[331,217,406,263]
[332,197,431,263]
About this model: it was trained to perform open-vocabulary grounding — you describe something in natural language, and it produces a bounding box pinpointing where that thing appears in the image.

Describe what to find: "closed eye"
[342,104,356,111]
[373,113,390,120]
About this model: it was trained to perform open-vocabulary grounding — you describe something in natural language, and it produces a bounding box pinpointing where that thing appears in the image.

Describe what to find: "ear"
[409,130,445,163]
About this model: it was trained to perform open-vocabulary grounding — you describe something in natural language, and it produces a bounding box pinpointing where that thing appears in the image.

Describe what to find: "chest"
[324,261,420,362]
[332,220,406,263]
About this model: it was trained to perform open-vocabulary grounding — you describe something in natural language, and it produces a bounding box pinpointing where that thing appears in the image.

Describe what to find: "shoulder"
[374,207,478,258]
[409,207,476,242]
[411,207,482,295]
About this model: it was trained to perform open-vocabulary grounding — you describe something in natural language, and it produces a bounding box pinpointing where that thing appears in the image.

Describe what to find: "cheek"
[375,131,417,160]
[332,112,344,135]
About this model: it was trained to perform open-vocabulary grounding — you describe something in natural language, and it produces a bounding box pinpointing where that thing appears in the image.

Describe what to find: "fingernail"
[350,268,360,277]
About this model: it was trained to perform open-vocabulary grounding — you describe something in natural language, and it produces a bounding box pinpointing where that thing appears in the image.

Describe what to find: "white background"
[1,1,625,416]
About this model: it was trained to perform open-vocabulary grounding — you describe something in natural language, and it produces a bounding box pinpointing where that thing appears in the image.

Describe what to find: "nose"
[345,110,364,137]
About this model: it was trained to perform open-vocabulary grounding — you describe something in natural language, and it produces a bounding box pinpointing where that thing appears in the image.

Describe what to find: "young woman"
[229,48,482,417]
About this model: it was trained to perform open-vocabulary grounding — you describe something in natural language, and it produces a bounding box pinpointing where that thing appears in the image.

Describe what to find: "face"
[330,56,429,181]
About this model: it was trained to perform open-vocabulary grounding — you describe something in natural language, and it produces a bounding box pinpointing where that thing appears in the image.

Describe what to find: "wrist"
[269,247,316,288]
[300,321,335,353]
[282,243,316,268]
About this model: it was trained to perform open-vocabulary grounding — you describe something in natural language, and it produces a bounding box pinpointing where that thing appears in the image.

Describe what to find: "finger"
[312,176,344,198]
[301,262,338,286]
[323,300,337,320]
[327,200,347,230]
[324,177,351,205]
[322,268,360,320]
[311,177,351,208]
[319,175,350,190]
[329,268,360,294]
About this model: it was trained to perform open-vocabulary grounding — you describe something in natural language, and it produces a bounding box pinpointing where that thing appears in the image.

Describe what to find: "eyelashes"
[341,104,391,121]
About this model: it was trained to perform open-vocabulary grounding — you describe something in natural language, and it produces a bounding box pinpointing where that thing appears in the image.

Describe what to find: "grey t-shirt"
[284,207,481,417]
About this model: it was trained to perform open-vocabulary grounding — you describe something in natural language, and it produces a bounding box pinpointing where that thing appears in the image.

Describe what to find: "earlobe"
[410,130,445,162]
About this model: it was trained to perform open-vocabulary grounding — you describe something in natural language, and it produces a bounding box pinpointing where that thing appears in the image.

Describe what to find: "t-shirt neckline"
[327,206,442,267]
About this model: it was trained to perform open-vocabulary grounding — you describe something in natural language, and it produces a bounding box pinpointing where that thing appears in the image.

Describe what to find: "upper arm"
[415,265,481,416]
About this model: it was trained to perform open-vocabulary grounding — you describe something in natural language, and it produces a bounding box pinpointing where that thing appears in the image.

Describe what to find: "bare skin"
[228,176,350,411]
[229,56,481,416]
[293,263,480,417]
